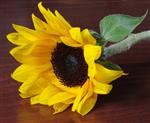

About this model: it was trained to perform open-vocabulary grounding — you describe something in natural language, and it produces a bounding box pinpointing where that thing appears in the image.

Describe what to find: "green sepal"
[90,30,101,39]
[96,38,107,46]
[96,59,122,70]
[90,30,108,46]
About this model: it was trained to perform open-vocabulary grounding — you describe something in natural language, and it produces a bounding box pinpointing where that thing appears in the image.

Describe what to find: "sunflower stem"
[103,30,150,59]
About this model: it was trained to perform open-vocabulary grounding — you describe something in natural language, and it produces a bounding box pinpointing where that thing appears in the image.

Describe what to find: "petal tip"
[12,23,17,28]
[123,72,128,75]
[6,33,11,41]
[54,10,58,14]
[12,24,16,30]
[9,49,14,55]
[38,1,46,11]
[31,13,35,18]
[10,73,15,80]
[12,24,20,31]
[38,1,43,7]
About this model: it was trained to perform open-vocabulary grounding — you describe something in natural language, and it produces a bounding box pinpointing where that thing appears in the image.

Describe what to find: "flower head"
[7,2,125,115]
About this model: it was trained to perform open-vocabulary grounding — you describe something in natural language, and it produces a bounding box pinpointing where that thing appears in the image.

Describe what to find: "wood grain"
[0,0,150,123]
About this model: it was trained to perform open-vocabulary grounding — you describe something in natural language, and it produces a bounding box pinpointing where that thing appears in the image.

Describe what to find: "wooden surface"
[0,0,150,123]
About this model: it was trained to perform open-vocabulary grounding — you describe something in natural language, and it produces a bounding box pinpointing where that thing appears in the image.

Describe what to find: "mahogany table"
[0,0,150,123]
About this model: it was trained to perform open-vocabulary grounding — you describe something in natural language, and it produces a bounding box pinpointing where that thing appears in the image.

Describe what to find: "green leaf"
[97,60,122,70]
[100,11,148,42]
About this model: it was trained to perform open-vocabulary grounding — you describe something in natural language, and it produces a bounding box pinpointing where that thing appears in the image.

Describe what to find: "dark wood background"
[0,0,150,123]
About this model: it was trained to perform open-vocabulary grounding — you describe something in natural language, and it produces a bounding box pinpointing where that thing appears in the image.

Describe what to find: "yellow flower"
[7,2,126,116]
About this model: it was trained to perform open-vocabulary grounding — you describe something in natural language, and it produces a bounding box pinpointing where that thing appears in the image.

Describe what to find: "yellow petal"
[11,63,51,82]
[77,81,95,115]
[12,24,38,41]
[48,9,68,36]
[51,75,80,95]
[19,74,40,98]
[55,10,71,29]
[82,29,96,45]
[10,37,57,58]
[84,44,102,78]
[13,24,55,41]
[11,64,30,82]
[38,2,71,36]
[10,43,34,56]
[30,95,40,105]
[30,45,51,57]
[63,98,74,104]
[48,92,74,106]
[53,103,70,114]
[38,84,60,105]
[77,93,97,116]
[93,79,112,94]
[19,93,28,98]
[7,33,30,45]
[69,27,83,44]
[10,46,50,65]
[31,39,57,57]
[19,74,51,99]
[38,2,60,35]
[72,80,89,112]
[35,77,51,90]
[95,63,126,84]
[32,13,48,31]
[38,2,54,26]
[35,3,58,34]
[48,9,68,32]
[60,36,82,47]
[14,55,49,65]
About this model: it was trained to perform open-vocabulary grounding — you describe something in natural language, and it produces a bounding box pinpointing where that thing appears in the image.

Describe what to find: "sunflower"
[7,2,126,115]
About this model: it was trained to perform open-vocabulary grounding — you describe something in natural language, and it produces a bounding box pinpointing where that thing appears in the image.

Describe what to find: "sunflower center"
[51,43,88,87]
